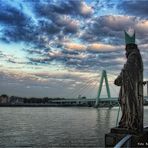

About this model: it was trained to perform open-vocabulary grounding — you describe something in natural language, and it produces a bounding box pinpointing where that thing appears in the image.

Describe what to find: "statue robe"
[115,47,143,132]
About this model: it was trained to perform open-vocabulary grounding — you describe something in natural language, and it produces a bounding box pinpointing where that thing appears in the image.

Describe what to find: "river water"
[0,107,148,147]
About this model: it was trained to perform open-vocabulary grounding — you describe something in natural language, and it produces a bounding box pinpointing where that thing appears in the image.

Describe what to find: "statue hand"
[114,76,122,86]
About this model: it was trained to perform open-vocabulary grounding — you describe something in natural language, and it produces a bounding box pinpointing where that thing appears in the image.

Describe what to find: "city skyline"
[0,0,148,98]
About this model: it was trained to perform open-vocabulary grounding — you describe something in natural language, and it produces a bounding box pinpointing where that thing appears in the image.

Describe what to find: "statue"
[114,30,143,132]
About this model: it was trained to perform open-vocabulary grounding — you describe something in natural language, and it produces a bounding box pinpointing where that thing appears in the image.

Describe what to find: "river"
[0,107,148,147]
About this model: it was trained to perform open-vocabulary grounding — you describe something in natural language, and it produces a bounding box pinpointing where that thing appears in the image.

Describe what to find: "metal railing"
[114,135,132,148]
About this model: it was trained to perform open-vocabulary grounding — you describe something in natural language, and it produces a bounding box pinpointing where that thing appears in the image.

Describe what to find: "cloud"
[0,0,148,98]
[0,51,28,65]
[37,19,60,34]
[0,69,100,97]
[81,15,148,45]
[118,0,148,18]
[135,20,148,39]
[81,15,136,44]
[33,71,98,82]
[64,43,86,51]
[63,42,123,53]
[25,47,51,56]
[0,0,83,53]
[87,43,123,52]
[0,2,39,46]
[79,1,93,16]
[0,50,5,57]
[0,2,29,26]
[34,0,93,18]
[53,15,80,34]
[28,41,125,73]
[0,3,52,49]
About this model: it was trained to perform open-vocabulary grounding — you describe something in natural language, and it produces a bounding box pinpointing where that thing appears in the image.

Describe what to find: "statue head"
[124,29,138,56]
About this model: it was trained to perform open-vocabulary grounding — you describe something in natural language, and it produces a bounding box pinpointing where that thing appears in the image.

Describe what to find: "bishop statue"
[114,30,143,132]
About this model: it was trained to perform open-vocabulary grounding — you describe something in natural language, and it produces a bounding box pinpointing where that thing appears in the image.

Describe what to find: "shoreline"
[0,104,148,107]
[0,104,93,107]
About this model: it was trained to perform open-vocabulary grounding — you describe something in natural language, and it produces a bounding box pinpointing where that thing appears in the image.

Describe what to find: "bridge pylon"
[95,70,111,107]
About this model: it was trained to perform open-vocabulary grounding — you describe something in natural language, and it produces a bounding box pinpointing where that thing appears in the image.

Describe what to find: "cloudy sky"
[0,0,148,98]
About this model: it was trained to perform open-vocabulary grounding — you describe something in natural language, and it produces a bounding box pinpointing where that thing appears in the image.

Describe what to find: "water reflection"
[0,107,147,147]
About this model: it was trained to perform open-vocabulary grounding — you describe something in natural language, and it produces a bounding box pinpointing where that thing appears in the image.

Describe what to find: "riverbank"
[0,104,92,107]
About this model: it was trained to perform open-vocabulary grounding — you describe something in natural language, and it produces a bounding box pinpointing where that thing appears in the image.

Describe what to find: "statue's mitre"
[124,30,135,44]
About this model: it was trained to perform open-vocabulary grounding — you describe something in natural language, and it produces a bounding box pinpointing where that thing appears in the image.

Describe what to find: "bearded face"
[125,44,138,58]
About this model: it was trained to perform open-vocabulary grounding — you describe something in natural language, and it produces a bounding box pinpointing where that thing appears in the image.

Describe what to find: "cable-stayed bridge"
[2,70,147,107]
[51,70,148,107]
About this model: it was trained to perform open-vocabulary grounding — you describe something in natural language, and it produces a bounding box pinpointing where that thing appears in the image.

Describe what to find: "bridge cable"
[69,77,99,97]
[71,79,98,98]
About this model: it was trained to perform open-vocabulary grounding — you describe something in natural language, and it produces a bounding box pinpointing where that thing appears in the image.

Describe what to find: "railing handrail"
[114,134,132,148]
[144,125,148,128]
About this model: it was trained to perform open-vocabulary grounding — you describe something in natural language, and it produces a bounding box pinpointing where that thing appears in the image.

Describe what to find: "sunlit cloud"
[80,1,93,16]
[64,42,86,51]
[135,20,148,36]
[87,43,124,52]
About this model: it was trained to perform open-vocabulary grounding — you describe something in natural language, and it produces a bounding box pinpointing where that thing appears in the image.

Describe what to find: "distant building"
[0,94,9,104]
[78,95,86,99]
[9,96,24,104]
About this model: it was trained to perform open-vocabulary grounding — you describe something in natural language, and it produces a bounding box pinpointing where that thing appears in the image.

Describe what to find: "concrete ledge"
[105,127,148,147]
